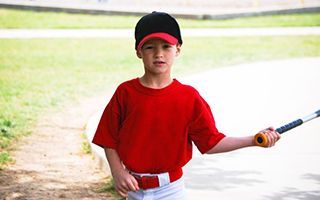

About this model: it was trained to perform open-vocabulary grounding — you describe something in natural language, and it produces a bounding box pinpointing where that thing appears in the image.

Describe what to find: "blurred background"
[1,0,320,16]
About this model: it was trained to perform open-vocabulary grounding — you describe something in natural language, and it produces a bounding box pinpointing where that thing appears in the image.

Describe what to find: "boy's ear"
[175,44,181,57]
[136,50,142,59]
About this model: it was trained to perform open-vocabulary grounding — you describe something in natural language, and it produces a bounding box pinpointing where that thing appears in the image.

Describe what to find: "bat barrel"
[302,109,320,123]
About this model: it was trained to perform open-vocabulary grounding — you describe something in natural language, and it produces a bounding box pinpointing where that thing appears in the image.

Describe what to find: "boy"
[92,12,280,199]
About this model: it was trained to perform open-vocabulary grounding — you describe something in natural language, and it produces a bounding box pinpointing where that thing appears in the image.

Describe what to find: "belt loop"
[158,172,170,187]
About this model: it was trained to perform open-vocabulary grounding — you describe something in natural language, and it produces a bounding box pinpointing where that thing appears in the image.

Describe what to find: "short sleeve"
[188,94,225,154]
[92,92,121,149]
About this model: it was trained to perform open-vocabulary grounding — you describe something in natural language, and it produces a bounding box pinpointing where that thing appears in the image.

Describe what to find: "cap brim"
[137,32,178,50]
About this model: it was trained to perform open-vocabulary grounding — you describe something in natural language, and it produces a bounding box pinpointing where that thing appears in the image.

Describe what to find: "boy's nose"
[154,47,164,57]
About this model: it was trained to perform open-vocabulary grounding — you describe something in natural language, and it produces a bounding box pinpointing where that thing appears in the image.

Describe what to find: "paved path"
[86,57,320,199]
[1,27,320,38]
[182,57,320,200]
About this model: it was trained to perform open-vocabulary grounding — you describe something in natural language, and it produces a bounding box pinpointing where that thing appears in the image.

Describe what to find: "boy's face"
[136,38,181,76]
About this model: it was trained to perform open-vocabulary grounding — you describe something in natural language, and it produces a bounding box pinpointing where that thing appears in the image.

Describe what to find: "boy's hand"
[112,168,140,197]
[254,127,281,147]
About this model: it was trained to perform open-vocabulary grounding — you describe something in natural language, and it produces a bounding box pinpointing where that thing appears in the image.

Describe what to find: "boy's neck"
[139,75,173,89]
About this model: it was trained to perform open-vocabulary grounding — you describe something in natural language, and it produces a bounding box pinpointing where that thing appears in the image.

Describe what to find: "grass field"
[0,8,320,29]
[1,8,320,167]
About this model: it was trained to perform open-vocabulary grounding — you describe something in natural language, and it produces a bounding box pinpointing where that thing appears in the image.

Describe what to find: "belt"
[131,168,183,190]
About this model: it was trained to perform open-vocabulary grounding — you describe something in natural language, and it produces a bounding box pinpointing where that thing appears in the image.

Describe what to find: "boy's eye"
[163,44,172,48]
[143,45,153,50]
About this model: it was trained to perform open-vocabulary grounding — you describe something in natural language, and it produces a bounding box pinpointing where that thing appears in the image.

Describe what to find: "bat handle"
[254,132,269,147]
[275,119,303,134]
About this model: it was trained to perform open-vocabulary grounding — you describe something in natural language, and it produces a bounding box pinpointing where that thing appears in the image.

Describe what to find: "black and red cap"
[135,11,183,50]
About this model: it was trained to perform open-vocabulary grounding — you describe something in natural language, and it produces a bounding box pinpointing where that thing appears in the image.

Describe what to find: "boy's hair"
[134,11,183,50]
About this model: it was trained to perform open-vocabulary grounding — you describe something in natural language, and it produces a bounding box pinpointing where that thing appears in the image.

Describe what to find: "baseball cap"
[135,11,183,50]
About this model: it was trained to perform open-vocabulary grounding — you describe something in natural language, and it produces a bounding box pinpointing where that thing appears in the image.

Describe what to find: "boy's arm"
[104,148,139,197]
[206,127,280,154]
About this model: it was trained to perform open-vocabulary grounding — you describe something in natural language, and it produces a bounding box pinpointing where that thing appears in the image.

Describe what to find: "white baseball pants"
[127,177,186,200]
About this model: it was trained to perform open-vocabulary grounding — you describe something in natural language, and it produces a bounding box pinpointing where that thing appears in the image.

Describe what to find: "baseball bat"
[254,109,320,147]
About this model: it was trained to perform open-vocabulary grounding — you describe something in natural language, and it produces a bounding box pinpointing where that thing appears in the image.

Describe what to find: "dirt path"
[0,94,113,200]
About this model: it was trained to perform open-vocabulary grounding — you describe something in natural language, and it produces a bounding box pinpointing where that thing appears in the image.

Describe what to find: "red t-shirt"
[92,78,225,173]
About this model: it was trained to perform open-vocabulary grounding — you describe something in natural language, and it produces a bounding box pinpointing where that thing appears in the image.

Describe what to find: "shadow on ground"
[184,157,263,191]
[262,173,320,200]
[263,188,320,200]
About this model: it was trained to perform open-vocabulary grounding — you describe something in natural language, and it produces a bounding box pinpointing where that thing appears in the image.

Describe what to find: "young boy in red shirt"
[92,12,280,199]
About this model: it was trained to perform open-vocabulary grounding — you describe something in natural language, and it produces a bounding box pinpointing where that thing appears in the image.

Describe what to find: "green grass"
[0,8,320,29]
[0,151,12,169]
[175,36,320,74]
[0,8,137,29]
[81,133,92,154]
[0,36,320,167]
[97,176,125,200]
[0,38,140,167]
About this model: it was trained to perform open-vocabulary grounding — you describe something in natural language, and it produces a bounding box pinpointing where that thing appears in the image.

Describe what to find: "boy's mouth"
[153,61,166,65]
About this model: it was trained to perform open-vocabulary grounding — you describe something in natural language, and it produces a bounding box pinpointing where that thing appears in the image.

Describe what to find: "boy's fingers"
[116,183,128,195]
[117,189,127,198]
[266,131,272,147]
[121,181,131,192]
[123,175,139,191]
[268,131,275,147]
[118,177,139,193]
[118,183,130,197]
[267,126,275,131]
[130,176,140,190]
[265,129,280,147]
[126,178,138,191]
[268,126,281,141]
